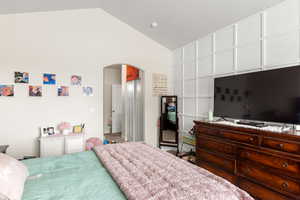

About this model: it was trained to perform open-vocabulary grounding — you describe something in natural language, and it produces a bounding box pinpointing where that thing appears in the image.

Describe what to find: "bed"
[21,151,126,200]
[1,142,254,200]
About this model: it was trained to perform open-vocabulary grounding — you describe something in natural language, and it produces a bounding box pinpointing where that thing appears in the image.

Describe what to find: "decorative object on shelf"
[43,73,56,85]
[0,85,14,96]
[71,75,82,86]
[29,86,42,97]
[47,127,55,135]
[58,86,69,96]
[57,122,71,135]
[73,124,85,134]
[0,145,9,154]
[15,72,29,84]
[41,128,49,137]
[152,73,168,96]
[83,86,93,96]
[208,110,213,121]
[180,127,196,154]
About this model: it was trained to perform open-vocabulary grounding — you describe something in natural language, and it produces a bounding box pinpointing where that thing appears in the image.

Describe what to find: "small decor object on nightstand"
[57,122,71,135]
[73,124,85,134]
[0,145,9,154]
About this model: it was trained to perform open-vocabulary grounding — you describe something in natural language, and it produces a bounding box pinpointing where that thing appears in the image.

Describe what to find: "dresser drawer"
[197,161,236,184]
[220,131,259,145]
[197,136,236,155]
[239,178,291,200]
[239,149,300,176]
[196,126,220,137]
[197,150,235,172]
[262,137,300,154]
[238,161,300,197]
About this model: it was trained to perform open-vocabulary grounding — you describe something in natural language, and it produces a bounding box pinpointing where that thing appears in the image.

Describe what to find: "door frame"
[102,64,146,143]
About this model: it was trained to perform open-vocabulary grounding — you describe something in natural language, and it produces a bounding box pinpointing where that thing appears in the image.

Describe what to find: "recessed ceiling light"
[150,22,158,28]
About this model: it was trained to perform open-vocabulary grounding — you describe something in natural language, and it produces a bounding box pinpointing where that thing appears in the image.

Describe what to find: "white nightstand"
[39,134,85,157]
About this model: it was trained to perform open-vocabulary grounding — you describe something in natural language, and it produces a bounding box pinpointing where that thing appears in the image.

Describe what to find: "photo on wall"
[71,75,82,86]
[15,72,29,83]
[58,86,69,96]
[43,74,56,85]
[0,85,14,97]
[83,86,93,96]
[29,86,42,97]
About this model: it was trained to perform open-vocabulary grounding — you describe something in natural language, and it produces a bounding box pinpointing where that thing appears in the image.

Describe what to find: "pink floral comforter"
[93,142,253,200]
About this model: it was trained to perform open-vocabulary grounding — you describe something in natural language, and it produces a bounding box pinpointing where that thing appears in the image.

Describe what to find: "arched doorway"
[103,64,144,143]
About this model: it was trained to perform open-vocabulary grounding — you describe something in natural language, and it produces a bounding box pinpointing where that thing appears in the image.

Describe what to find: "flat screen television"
[214,65,300,124]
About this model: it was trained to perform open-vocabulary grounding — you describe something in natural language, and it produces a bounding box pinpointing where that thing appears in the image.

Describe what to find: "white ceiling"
[1,0,284,49]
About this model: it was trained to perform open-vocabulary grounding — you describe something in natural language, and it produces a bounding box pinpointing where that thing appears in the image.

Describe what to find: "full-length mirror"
[159,96,178,151]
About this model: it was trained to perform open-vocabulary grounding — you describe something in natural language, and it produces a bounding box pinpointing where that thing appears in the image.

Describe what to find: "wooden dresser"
[194,121,300,200]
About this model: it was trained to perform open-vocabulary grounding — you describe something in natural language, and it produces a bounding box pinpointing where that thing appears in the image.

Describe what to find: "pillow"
[0,153,29,200]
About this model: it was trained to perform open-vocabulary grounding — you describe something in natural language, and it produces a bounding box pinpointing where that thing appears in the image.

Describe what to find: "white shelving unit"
[39,134,85,157]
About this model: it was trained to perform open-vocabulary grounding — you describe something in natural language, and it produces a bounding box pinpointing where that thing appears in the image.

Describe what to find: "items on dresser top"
[40,123,85,137]
[213,120,294,134]
[0,145,9,153]
[195,120,300,200]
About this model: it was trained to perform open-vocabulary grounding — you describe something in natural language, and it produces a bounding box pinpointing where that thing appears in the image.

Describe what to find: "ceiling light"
[150,22,158,28]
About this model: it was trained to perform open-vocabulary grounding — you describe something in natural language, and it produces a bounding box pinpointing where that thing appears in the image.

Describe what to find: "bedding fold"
[93,142,254,200]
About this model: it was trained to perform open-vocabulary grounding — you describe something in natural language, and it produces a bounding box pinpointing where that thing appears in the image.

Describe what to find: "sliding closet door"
[125,77,144,142]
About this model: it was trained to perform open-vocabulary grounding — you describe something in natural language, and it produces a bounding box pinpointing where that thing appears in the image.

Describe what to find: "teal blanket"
[22,151,126,200]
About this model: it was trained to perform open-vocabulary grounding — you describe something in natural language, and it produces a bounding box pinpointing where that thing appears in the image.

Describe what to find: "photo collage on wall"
[0,71,93,97]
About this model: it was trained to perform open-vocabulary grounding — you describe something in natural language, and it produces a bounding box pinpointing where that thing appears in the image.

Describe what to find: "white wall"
[103,67,122,134]
[173,0,300,135]
[0,8,172,158]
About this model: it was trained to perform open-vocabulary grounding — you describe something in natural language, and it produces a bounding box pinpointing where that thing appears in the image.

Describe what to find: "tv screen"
[214,65,300,124]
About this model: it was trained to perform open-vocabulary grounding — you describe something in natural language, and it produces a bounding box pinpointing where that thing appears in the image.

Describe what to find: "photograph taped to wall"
[15,72,29,83]
[83,86,93,96]
[71,75,82,86]
[43,74,56,85]
[152,73,168,96]
[29,86,42,97]
[58,86,69,96]
[0,85,14,97]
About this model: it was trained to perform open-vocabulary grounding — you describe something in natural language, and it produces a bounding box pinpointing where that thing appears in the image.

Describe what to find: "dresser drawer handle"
[245,167,252,173]
[282,162,289,168]
[281,182,289,189]
[245,152,251,157]
[248,137,254,142]
[277,143,284,149]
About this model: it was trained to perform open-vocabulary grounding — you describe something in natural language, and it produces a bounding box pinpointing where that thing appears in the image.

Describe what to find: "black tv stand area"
[236,121,267,128]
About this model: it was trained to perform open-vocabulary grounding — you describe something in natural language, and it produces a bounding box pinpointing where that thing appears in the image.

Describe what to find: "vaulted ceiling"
[1,0,284,49]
